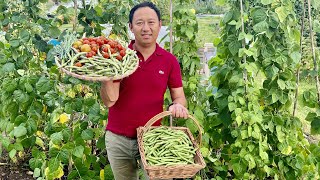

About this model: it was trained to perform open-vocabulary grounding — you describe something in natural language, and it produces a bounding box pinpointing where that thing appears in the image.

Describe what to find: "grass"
[196,15,222,47]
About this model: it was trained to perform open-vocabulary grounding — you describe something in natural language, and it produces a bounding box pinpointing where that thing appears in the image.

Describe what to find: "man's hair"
[129,1,161,23]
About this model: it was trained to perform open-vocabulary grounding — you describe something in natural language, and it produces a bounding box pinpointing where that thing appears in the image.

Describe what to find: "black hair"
[129,1,161,23]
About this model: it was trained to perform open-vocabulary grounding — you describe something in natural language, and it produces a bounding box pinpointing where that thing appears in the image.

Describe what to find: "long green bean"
[142,127,197,166]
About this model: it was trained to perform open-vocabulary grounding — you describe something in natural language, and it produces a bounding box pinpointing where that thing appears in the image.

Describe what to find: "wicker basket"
[137,111,206,179]
[54,56,139,81]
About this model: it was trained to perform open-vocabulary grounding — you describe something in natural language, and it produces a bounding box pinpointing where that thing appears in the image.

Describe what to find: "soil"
[0,164,34,180]
[0,151,33,180]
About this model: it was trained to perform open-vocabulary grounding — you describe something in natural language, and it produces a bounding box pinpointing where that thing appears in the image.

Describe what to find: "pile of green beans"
[142,127,196,166]
[59,48,139,78]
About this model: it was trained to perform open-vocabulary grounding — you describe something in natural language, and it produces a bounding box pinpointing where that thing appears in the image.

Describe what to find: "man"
[100,2,188,179]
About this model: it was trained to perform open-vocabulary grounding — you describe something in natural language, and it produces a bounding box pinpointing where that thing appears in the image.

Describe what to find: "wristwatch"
[167,102,177,110]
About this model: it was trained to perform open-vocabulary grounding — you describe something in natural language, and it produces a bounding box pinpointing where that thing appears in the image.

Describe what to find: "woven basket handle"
[144,111,203,147]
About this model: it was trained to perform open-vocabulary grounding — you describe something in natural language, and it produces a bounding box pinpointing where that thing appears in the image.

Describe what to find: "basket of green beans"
[137,111,206,179]
[53,32,139,81]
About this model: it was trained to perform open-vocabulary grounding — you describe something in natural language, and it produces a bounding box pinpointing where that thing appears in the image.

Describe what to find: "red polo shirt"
[106,40,183,138]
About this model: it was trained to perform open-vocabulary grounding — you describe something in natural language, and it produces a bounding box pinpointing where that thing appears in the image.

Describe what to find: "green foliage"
[206,0,320,179]
[0,0,207,179]
[0,0,126,179]
[194,0,228,14]
[168,0,209,129]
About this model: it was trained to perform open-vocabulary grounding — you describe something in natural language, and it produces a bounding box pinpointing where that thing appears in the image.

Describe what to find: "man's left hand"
[168,103,188,119]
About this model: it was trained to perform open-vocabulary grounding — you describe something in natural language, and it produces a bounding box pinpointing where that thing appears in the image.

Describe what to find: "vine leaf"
[311,117,320,134]
[252,8,267,24]
[19,29,30,42]
[73,145,84,158]
[13,126,27,137]
[275,6,289,23]
[81,129,94,140]
[261,0,275,5]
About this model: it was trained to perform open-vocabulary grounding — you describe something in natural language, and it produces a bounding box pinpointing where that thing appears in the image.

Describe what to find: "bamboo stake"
[73,0,78,32]
[239,0,248,100]
[293,0,306,116]
[169,0,173,53]
[307,0,320,103]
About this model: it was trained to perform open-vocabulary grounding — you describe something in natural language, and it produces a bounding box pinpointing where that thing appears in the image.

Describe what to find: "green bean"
[57,43,139,78]
[142,126,196,166]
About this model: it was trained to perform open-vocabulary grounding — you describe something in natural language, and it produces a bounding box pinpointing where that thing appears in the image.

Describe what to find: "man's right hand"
[100,80,120,107]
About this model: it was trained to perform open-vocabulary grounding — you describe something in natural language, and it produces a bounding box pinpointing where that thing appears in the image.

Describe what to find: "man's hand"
[100,80,120,107]
[168,103,189,119]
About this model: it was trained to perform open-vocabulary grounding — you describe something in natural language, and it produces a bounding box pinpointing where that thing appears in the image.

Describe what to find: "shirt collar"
[128,40,163,56]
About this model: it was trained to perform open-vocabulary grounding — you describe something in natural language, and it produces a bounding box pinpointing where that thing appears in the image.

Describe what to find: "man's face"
[130,7,161,47]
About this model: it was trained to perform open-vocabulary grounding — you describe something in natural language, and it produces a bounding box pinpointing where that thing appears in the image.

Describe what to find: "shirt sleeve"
[168,57,183,88]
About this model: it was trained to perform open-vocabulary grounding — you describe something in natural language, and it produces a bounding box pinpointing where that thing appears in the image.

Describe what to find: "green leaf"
[186,119,198,134]
[13,90,30,103]
[194,108,204,123]
[261,0,274,5]
[0,52,6,64]
[276,125,285,143]
[252,8,267,24]
[213,37,222,46]
[275,6,289,23]
[2,79,18,92]
[252,124,261,139]
[228,20,237,25]
[2,63,15,73]
[48,159,60,172]
[245,154,256,170]
[290,29,301,44]
[305,112,317,122]
[24,83,33,93]
[290,51,301,64]
[311,118,320,134]
[228,102,237,111]
[261,44,275,58]
[33,168,41,178]
[1,137,10,148]
[236,116,242,126]
[14,115,27,126]
[277,79,286,90]
[232,163,245,176]
[228,40,241,56]
[50,132,63,145]
[271,92,279,103]
[281,145,292,155]
[49,26,61,38]
[73,145,84,158]
[238,32,246,41]
[81,129,94,140]
[9,149,17,159]
[19,29,30,42]
[36,76,52,93]
[238,97,245,105]
[29,158,43,170]
[223,11,233,23]
[14,126,27,137]
[94,5,103,17]
[259,151,268,161]
[253,21,269,33]
[303,90,317,108]
[185,27,194,39]
[268,12,279,28]
[216,0,226,6]
[9,39,20,48]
